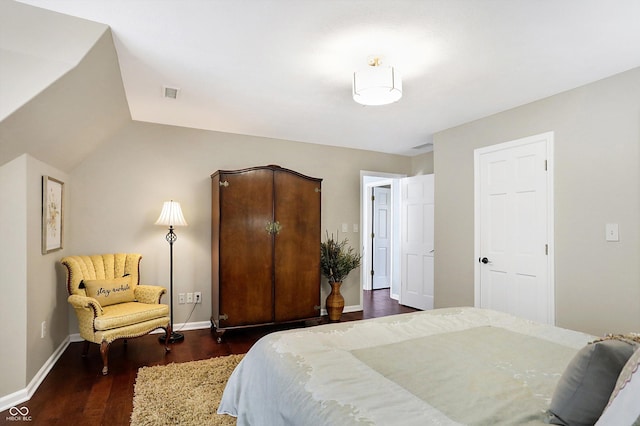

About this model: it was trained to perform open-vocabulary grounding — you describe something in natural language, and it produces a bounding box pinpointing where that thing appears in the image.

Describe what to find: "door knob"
[479,257,490,264]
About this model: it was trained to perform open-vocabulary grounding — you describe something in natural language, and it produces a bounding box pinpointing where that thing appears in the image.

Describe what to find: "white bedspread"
[218,307,594,425]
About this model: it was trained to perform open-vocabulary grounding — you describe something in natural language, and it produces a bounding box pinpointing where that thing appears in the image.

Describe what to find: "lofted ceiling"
[15,0,640,156]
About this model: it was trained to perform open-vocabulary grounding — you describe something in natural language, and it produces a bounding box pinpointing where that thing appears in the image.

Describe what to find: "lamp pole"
[155,200,187,343]
[160,225,184,343]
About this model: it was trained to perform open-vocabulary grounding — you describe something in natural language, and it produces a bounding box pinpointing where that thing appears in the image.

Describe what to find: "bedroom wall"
[0,154,69,399]
[0,156,28,397]
[411,150,434,175]
[67,121,412,331]
[25,156,70,385]
[433,67,640,336]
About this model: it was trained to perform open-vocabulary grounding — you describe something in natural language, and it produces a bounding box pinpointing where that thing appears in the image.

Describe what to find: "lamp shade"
[352,64,402,106]
[155,201,188,227]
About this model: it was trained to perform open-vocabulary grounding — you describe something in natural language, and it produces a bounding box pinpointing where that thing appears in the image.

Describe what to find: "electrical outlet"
[194,291,202,304]
[178,293,185,304]
[606,223,619,242]
[187,292,193,303]
[41,321,47,339]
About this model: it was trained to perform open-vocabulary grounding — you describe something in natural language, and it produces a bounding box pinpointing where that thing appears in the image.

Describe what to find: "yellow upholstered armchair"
[61,253,171,375]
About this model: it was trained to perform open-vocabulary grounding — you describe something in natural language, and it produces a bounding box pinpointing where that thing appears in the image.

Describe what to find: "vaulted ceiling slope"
[0,1,130,171]
[13,0,640,157]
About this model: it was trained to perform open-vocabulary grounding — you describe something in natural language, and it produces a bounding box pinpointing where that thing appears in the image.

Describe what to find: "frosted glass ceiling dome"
[352,57,402,106]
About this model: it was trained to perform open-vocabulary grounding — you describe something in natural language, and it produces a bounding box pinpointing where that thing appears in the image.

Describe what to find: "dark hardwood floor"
[2,290,415,426]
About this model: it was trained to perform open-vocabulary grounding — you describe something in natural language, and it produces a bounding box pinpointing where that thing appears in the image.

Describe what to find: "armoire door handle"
[265,221,282,235]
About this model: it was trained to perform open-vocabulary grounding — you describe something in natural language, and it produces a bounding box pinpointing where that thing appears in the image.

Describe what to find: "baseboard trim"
[150,320,212,333]
[0,387,28,414]
[344,304,363,314]
[319,304,362,316]
[0,336,70,413]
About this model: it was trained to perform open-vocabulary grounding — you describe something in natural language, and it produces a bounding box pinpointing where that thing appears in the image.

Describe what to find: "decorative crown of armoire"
[210,165,322,342]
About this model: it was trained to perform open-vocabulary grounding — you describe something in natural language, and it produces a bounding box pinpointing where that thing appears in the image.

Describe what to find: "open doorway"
[371,185,391,291]
[360,171,406,308]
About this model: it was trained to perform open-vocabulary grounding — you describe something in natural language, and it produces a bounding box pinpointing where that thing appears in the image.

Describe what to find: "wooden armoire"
[210,165,322,341]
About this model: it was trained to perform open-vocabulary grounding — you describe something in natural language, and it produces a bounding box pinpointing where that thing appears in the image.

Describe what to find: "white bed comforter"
[218,307,594,425]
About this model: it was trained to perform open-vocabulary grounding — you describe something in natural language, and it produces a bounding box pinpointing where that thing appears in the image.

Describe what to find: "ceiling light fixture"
[352,57,402,106]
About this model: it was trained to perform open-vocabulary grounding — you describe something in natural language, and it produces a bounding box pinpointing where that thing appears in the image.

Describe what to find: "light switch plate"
[605,223,619,242]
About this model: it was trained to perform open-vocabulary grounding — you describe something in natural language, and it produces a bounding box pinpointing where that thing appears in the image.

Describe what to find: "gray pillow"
[548,339,638,426]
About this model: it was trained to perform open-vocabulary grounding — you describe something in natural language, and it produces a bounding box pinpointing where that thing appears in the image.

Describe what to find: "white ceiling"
[16,0,640,156]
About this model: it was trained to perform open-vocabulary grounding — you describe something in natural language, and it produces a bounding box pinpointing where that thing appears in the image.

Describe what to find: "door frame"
[360,171,406,304]
[473,131,555,324]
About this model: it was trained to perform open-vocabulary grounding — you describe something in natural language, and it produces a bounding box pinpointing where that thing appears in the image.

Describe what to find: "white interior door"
[400,174,434,310]
[475,132,554,324]
[372,186,391,289]
[361,172,404,300]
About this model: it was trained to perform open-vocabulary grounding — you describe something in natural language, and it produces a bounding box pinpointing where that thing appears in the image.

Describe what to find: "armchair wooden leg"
[82,340,90,357]
[100,341,110,375]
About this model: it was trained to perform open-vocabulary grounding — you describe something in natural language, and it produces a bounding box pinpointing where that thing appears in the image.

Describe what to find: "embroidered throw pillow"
[84,277,135,306]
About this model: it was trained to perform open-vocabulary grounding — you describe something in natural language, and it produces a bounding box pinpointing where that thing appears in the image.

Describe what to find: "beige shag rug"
[131,354,244,426]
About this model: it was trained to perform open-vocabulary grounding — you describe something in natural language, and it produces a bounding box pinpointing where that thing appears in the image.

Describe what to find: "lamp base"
[159,331,184,344]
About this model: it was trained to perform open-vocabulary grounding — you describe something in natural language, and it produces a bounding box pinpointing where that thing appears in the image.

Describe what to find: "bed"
[218,307,640,425]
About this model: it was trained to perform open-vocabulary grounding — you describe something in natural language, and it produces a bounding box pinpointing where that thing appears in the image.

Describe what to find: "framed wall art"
[42,175,64,254]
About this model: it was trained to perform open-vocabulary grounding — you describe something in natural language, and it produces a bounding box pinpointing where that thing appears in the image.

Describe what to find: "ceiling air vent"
[412,142,433,150]
[163,86,180,99]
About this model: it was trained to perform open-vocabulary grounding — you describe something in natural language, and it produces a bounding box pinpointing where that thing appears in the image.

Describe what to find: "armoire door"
[273,170,321,322]
[219,168,274,326]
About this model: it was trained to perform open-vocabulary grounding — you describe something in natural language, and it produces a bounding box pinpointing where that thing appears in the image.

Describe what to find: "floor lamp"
[155,200,188,343]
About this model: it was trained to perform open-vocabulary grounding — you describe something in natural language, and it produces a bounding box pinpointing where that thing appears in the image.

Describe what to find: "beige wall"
[0,154,69,397]
[411,150,434,175]
[26,156,70,384]
[434,67,640,336]
[68,121,412,327]
[0,156,28,396]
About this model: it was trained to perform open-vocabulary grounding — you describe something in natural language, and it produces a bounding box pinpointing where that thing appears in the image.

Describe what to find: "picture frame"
[42,175,64,254]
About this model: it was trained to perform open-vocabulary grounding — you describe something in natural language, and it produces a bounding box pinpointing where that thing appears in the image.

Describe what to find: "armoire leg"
[211,323,225,343]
